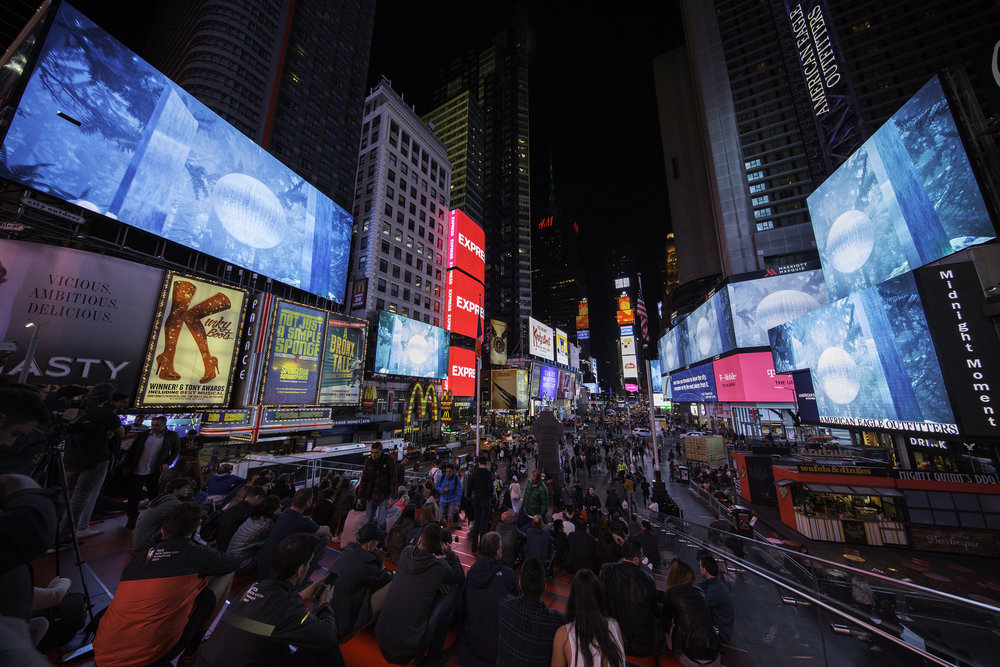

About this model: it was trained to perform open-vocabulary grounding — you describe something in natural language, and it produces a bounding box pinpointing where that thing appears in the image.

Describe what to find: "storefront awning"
[853,486,904,498]
[828,485,855,495]
[775,478,796,487]
[803,483,833,493]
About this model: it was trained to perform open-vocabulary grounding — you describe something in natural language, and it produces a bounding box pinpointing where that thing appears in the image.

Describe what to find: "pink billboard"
[713,352,795,403]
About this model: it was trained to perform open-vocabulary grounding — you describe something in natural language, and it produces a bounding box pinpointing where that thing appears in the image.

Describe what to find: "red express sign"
[446,269,485,339]
[447,346,477,396]
[447,210,486,284]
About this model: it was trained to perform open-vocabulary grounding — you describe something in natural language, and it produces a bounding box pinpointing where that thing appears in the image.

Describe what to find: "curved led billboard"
[807,76,994,302]
[769,272,955,433]
[0,4,353,301]
[374,311,449,379]
[728,269,829,348]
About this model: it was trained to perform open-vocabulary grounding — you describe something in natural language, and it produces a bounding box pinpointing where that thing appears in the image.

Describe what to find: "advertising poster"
[261,300,325,405]
[657,326,683,374]
[350,279,367,311]
[769,272,956,433]
[447,346,477,396]
[670,362,718,402]
[555,329,569,365]
[0,4,353,301]
[445,269,485,339]
[318,315,367,405]
[491,368,527,410]
[679,289,736,368]
[807,76,994,302]
[713,352,795,403]
[792,371,820,424]
[447,210,486,284]
[0,240,163,394]
[622,355,639,380]
[489,319,507,365]
[539,365,558,400]
[139,273,247,407]
[649,360,664,394]
[728,269,829,348]
[570,343,581,370]
[528,317,554,360]
[576,299,589,331]
[374,311,449,379]
[915,260,1000,437]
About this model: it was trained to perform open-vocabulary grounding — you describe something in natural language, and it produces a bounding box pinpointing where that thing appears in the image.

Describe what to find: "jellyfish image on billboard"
[728,269,829,348]
[657,327,683,373]
[374,312,449,379]
[0,3,352,302]
[678,289,735,366]
[768,273,953,428]
[807,75,994,302]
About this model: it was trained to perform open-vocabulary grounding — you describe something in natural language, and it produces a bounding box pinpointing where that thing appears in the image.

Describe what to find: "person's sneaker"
[124,519,137,531]
[76,527,104,539]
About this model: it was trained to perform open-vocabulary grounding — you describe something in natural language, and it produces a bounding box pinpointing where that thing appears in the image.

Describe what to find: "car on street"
[424,444,452,460]
[632,427,651,437]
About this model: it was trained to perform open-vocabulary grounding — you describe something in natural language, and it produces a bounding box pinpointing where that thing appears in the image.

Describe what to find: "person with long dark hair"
[551,569,624,667]
[662,559,721,667]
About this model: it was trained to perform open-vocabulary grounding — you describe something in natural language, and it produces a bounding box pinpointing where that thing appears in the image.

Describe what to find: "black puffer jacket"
[662,583,720,662]
[599,561,665,657]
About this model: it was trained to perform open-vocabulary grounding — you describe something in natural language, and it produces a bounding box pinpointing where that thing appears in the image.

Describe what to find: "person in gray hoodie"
[455,532,520,667]
[375,523,464,663]
[130,477,193,552]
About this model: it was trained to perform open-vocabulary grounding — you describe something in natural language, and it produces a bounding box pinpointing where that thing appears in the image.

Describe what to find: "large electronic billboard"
[657,326,683,374]
[0,240,163,395]
[649,360,664,394]
[446,346,477,397]
[807,76,994,302]
[492,369,528,410]
[713,352,795,403]
[769,272,956,433]
[374,311,449,379]
[679,289,735,367]
[0,4,353,301]
[528,317,554,361]
[261,300,325,405]
[555,329,569,366]
[670,361,717,403]
[445,269,484,339]
[139,273,247,408]
[728,269,829,348]
[447,210,486,284]
[318,315,366,405]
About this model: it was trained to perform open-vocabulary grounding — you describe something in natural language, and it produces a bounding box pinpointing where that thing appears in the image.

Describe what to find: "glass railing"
[641,509,1000,666]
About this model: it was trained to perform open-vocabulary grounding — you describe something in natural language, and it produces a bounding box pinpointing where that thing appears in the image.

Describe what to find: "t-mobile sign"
[714,352,796,402]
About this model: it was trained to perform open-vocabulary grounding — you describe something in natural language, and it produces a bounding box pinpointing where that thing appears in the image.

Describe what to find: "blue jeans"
[365,498,389,530]
[63,460,109,533]
[439,501,457,524]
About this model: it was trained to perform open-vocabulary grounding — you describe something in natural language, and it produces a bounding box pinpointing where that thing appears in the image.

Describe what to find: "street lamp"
[17,322,40,384]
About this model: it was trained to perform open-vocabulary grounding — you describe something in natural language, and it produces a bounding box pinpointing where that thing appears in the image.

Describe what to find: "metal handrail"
[645,512,957,667]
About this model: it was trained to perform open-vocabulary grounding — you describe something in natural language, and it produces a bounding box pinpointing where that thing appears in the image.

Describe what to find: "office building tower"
[668,0,1000,278]
[347,79,452,328]
[423,90,486,224]
[431,26,531,349]
[138,0,375,213]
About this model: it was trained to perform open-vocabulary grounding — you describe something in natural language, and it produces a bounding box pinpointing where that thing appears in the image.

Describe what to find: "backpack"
[681,622,720,662]
[198,503,220,543]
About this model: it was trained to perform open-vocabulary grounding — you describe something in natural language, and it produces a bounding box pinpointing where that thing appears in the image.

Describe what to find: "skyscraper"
[137,0,375,213]
[431,25,531,352]
[663,0,1000,282]
[346,79,452,327]
[423,90,486,224]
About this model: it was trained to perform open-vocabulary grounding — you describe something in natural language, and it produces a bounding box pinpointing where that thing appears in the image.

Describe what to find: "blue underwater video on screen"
[768,272,955,430]
[374,311,449,379]
[807,75,994,302]
[0,4,353,302]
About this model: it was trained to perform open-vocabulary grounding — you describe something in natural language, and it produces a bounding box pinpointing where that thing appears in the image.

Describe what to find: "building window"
[744,158,761,169]
[394,229,402,242]
[756,220,775,231]
[390,283,399,297]
[406,235,414,249]
[753,207,772,219]
[377,278,386,292]
[381,240,389,253]
[405,253,413,265]
[358,256,367,272]
[747,170,764,182]
[751,195,770,206]
[379,259,388,272]
[388,303,397,313]
[393,246,402,260]
[376,298,385,310]
[392,265,400,278]
[403,288,410,300]
[382,221,391,235]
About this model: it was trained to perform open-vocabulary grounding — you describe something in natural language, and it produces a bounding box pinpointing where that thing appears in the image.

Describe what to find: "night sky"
[368,1,685,377]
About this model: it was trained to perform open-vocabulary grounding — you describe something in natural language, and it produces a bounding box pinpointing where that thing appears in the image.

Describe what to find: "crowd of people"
[1,385,741,666]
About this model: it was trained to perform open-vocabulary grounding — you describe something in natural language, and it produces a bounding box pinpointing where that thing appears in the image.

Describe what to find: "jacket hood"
[400,544,439,575]
[467,557,508,589]
[151,493,183,508]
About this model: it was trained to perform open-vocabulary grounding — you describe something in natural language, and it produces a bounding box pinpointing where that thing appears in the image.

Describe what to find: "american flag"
[636,283,649,346]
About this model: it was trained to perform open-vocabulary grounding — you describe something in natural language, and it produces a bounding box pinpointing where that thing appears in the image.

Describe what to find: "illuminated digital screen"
[261,300,325,405]
[445,269,484,339]
[447,210,486,284]
[0,4,353,301]
[446,346,477,396]
[670,362,717,402]
[713,352,795,403]
[374,311,449,379]
[528,317,554,360]
[807,75,994,302]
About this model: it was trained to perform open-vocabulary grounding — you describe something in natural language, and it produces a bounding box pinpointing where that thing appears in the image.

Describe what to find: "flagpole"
[638,273,659,473]
[475,351,481,458]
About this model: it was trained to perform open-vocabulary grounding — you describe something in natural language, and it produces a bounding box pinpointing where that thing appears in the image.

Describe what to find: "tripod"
[33,436,99,632]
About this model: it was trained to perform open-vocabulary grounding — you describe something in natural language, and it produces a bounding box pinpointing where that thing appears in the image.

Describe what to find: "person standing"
[435,463,462,530]
[467,456,495,554]
[61,383,124,540]
[122,415,179,530]
[357,442,396,531]
[698,556,734,643]
[521,469,549,527]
